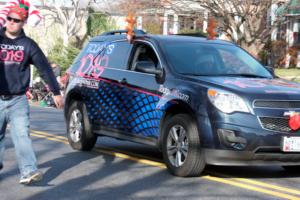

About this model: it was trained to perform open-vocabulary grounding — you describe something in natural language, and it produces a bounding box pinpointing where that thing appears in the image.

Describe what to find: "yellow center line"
[207,170,300,196]
[31,130,300,199]
[30,130,68,141]
[204,176,300,200]
[31,133,69,144]
[93,148,166,169]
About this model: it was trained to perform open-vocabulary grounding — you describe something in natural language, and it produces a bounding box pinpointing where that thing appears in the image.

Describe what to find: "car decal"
[159,85,189,102]
[76,54,108,78]
[73,77,99,89]
[105,44,115,55]
[73,77,182,138]
[82,81,166,138]
[86,43,105,54]
[223,78,300,90]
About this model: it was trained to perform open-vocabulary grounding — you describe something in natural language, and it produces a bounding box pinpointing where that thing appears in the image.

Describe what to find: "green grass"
[275,68,300,77]
[274,68,300,82]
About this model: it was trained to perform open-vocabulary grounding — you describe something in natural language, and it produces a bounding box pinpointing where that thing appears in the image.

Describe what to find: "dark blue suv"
[64,30,300,177]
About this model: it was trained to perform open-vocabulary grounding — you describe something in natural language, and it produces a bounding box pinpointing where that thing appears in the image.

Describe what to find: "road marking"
[207,171,300,196]
[94,148,166,168]
[204,176,300,200]
[31,130,300,200]
[31,130,68,141]
[31,133,69,144]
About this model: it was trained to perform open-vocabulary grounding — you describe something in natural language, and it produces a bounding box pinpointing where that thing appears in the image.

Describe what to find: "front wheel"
[66,101,97,151]
[162,114,205,177]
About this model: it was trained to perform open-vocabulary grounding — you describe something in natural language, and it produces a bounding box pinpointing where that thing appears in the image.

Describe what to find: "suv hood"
[198,77,300,97]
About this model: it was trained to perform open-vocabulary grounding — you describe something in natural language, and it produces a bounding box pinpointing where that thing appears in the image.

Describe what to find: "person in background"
[50,61,63,88]
[0,1,63,185]
[50,62,61,79]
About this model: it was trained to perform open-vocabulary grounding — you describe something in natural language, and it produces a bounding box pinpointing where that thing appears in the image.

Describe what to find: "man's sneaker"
[19,170,43,185]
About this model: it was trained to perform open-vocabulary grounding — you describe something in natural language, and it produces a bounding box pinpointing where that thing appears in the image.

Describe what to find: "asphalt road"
[1,106,300,200]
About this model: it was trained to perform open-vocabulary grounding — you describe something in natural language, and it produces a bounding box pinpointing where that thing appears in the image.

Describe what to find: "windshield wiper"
[223,74,271,78]
[181,73,271,78]
[181,73,211,76]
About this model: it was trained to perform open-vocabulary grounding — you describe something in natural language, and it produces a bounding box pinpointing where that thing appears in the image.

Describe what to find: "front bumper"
[204,148,300,166]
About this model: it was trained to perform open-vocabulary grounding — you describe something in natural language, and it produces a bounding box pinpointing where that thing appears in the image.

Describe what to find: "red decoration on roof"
[207,17,217,40]
[125,13,136,43]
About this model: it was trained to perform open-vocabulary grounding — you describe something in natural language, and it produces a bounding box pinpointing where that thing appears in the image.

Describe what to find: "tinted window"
[163,42,272,78]
[103,41,132,69]
[130,43,160,71]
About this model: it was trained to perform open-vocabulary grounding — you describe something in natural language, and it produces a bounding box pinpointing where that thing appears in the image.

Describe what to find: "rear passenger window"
[103,41,132,70]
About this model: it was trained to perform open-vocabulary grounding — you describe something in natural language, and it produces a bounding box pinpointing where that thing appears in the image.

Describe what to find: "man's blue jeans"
[0,95,38,177]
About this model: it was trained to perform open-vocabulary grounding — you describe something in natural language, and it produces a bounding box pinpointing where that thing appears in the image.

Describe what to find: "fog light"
[217,129,247,150]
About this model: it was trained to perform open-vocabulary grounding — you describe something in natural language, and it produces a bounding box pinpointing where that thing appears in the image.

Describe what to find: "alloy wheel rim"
[69,109,83,143]
[166,125,189,167]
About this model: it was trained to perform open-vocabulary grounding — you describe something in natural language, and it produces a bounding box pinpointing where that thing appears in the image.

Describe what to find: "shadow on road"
[25,150,199,200]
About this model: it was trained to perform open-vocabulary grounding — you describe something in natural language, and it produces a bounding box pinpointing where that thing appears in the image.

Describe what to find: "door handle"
[118,78,127,84]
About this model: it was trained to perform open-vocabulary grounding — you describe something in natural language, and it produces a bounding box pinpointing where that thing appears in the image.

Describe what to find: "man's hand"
[53,95,64,109]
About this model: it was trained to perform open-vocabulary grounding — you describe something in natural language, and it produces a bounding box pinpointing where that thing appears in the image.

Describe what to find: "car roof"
[89,30,235,46]
[148,35,235,45]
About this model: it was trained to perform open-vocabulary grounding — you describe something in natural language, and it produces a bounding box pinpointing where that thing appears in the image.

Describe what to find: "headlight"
[207,89,250,114]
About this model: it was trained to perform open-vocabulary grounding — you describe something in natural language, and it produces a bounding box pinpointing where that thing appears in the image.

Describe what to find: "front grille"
[259,117,291,132]
[254,100,300,109]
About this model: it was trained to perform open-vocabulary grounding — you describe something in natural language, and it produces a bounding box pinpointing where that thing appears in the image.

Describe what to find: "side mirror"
[265,66,275,77]
[135,61,163,77]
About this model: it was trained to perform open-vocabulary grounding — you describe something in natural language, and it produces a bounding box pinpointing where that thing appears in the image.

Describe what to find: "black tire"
[66,101,97,151]
[162,114,205,177]
[282,166,300,172]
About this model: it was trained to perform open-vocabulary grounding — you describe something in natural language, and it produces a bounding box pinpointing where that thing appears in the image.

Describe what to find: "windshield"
[162,42,272,78]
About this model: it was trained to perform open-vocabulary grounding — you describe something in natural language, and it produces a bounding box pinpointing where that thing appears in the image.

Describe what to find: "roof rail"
[100,29,146,36]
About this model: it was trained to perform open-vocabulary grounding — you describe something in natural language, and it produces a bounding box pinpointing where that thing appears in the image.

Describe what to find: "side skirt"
[93,126,159,147]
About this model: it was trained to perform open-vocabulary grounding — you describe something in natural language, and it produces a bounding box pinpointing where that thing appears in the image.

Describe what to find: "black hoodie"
[0,28,60,95]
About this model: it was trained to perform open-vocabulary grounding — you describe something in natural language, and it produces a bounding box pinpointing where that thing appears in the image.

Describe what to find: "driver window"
[131,44,159,71]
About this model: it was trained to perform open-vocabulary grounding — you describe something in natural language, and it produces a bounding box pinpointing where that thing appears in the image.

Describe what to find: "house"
[272,0,300,67]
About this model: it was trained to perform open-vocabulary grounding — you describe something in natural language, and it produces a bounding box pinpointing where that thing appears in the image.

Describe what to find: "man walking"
[0,2,63,184]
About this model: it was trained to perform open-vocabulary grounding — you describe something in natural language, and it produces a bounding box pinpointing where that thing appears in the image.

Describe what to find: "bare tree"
[116,0,166,15]
[117,0,272,56]
[39,0,99,47]
[165,0,273,56]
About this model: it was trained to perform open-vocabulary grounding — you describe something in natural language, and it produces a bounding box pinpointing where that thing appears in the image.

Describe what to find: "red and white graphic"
[76,54,109,78]
[0,44,24,63]
[0,0,42,28]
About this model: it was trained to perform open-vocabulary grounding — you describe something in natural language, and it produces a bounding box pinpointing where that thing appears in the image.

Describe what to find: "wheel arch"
[64,89,84,119]
[158,100,198,150]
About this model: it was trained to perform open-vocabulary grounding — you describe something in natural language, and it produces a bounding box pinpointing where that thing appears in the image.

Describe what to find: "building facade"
[271,0,300,67]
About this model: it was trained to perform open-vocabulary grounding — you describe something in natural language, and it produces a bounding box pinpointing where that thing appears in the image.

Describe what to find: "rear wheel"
[66,101,97,150]
[162,114,205,177]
